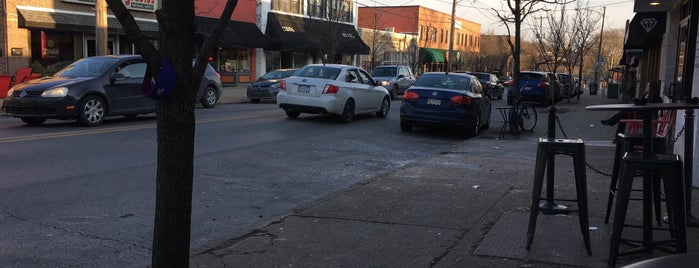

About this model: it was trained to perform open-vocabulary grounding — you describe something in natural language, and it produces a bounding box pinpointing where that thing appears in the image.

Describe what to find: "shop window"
[308,0,326,18]
[329,0,351,22]
[272,0,302,14]
[219,48,251,73]
[29,30,75,75]
[266,51,282,72]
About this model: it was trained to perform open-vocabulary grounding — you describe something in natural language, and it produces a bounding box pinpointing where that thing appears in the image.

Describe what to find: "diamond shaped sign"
[640,18,658,32]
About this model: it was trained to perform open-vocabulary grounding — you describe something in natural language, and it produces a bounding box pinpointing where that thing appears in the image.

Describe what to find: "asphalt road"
[0,99,510,267]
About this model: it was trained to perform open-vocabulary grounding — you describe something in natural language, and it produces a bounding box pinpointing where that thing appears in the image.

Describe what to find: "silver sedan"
[276,64,391,123]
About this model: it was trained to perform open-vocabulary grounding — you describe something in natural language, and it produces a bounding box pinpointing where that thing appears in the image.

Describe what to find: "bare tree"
[570,1,602,100]
[105,0,237,267]
[491,0,565,101]
[361,12,392,70]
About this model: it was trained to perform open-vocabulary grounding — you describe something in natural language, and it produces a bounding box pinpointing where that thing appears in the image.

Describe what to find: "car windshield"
[520,72,545,81]
[413,74,470,90]
[295,66,341,80]
[370,67,397,77]
[261,69,296,80]
[470,73,490,81]
[54,57,119,77]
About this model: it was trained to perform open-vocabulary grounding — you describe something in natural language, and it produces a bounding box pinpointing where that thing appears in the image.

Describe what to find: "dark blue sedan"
[399,72,491,137]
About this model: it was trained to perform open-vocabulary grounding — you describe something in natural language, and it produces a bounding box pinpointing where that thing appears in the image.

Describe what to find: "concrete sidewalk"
[190,92,699,267]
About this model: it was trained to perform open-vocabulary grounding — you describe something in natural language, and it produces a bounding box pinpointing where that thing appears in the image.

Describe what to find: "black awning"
[265,13,370,54]
[624,12,666,49]
[194,16,274,49]
[17,7,158,37]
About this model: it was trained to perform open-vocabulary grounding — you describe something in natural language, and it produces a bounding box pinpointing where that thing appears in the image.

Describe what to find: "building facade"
[358,6,481,74]
[1,0,370,84]
[1,0,158,76]
[624,0,698,186]
[357,28,418,71]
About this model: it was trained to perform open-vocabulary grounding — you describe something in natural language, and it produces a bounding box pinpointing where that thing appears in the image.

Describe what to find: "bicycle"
[508,94,538,137]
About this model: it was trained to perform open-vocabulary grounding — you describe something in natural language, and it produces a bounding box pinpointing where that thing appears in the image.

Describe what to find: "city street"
[0,99,502,267]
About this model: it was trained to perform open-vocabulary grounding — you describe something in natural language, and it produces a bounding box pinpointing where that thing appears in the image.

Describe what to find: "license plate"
[427,98,441,105]
[521,86,532,91]
[298,85,310,93]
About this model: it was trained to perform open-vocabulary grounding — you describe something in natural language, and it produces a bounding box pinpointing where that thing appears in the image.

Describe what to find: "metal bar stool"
[605,133,668,224]
[608,152,686,268]
[526,138,591,255]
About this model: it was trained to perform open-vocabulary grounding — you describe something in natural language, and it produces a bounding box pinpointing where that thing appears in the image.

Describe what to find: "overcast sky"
[356,0,635,36]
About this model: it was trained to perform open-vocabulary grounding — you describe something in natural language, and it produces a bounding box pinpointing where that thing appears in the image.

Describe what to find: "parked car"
[547,72,563,102]
[399,72,491,137]
[246,68,298,103]
[468,71,503,100]
[369,64,415,99]
[276,64,391,123]
[507,71,554,106]
[3,55,222,126]
[556,73,576,98]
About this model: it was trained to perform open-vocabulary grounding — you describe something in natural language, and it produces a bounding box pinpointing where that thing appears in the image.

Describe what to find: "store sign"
[62,0,159,13]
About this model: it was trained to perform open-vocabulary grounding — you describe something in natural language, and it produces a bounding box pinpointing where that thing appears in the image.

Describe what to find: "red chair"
[24,73,41,82]
[621,109,677,139]
[0,74,13,98]
[12,67,33,86]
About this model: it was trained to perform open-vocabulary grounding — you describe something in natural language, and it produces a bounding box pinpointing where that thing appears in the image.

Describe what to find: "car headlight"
[380,81,390,86]
[41,87,69,97]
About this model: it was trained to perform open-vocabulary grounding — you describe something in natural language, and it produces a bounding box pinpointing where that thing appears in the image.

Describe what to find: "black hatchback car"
[3,55,221,126]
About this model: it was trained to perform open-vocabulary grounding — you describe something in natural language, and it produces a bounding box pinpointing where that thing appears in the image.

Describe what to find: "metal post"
[539,105,569,214]
[593,7,606,92]
[685,109,699,226]
[446,0,456,72]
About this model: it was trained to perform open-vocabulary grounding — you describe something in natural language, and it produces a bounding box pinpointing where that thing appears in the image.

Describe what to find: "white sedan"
[277,64,391,123]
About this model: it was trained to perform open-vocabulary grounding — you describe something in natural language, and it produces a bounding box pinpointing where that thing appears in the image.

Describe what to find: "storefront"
[194,16,273,86]
[4,1,158,75]
[264,12,370,70]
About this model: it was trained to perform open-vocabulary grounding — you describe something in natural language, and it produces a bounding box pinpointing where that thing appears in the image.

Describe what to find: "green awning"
[420,48,446,63]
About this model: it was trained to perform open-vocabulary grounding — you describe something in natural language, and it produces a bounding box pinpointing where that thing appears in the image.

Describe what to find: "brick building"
[358,6,481,73]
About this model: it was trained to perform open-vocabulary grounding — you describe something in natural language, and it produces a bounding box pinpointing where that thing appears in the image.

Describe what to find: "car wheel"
[77,95,106,127]
[468,113,480,137]
[481,109,490,129]
[400,120,412,132]
[375,96,390,118]
[200,86,218,108]
[285,110,300,118]
[21,117,47,125]
[337,99,354,123]
[391,85,399,100]
[250,99,260,103]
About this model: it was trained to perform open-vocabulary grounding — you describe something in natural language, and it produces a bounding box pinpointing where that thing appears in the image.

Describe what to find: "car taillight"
[279,80,286,90]
[537,82,549,88]
[450,95,472,105]
[323,84,339,94]
[403,91,419,100]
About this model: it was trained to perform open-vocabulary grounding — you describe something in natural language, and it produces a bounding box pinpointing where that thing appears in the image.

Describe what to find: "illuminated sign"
[62,0,159,13]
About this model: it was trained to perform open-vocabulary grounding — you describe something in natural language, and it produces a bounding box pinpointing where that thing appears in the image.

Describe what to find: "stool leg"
[609,159,634,268]
[573,147,592,255]
[605,141,624,223]
[652,171,663,226]
[526,147,547,250]
[663,165,687,253]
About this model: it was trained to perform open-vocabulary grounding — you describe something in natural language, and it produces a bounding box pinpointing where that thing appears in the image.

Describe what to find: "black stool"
[605,133,668,224]
[608,152,686,268]
[526,138,591,255]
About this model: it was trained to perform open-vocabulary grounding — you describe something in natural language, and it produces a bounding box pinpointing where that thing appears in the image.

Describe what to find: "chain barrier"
[555,115,614,177]
[554,114,685,177]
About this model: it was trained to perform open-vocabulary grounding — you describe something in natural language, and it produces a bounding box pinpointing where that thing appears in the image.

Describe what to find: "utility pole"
[447,0,456,72]
[96,0,108,55]
[593,6,605,91]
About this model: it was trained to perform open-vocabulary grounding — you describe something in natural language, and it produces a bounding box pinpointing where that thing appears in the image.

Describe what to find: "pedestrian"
[600,81,662,134]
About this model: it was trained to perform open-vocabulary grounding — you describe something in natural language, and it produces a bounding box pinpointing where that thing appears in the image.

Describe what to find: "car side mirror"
[110,73,127,84]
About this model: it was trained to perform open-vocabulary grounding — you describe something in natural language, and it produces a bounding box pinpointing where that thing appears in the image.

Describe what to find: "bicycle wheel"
[519,105,538,131]
[508,108,521,137]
